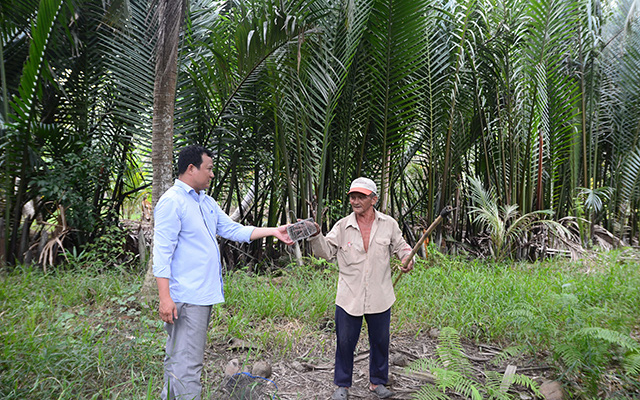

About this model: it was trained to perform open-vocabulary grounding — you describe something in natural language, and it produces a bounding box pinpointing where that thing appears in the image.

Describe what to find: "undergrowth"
[0,265,164,399]
[1,249,639,398]
[408,327,540,399]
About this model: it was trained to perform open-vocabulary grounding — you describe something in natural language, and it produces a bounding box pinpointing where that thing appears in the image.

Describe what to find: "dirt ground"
[205,329,553,400]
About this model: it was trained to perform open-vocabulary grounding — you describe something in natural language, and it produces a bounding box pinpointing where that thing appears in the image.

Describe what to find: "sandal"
[331,386,348,400]
[370,385,395,399]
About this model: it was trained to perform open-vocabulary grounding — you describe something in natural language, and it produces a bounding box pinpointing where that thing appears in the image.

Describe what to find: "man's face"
[190,153,214,192]
[349,192,376,215]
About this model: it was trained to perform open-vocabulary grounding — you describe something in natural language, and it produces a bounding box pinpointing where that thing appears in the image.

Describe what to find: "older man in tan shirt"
[309,177,413,400]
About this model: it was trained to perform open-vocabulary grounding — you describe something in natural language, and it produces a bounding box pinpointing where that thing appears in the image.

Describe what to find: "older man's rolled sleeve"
[308,229,338,262]
[391,220,413,260]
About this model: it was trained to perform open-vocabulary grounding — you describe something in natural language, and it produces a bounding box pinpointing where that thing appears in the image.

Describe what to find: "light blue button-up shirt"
[153,179,255,305]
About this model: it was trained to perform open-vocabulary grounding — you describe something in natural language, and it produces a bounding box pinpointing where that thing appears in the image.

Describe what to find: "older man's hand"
[400,255,414,273]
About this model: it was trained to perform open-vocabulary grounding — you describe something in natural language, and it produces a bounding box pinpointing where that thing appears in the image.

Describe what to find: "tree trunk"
[142,0,187,300]
[230,182,255,222]
[151,0,186,207]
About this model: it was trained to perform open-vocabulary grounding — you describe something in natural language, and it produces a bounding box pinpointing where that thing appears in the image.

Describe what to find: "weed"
[1,252,639,398]
[408,327,540,399]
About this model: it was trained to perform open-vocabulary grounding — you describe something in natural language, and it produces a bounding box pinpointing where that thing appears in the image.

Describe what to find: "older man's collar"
[345,209,381,228]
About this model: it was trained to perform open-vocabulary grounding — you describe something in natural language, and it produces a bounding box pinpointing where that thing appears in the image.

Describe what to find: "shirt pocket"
[339,242,365,270]
[373,237,391,259]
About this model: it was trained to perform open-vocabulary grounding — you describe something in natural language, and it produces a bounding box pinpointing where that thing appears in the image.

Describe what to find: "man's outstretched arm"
[250,226,293,245]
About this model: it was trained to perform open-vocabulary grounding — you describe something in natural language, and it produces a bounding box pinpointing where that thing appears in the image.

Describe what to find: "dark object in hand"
[287,218,318,241]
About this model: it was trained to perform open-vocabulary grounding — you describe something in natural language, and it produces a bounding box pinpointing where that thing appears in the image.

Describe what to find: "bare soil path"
[205,330,551,400]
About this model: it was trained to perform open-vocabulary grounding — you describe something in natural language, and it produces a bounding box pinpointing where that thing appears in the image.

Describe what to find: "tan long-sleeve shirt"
[309,210,412,316]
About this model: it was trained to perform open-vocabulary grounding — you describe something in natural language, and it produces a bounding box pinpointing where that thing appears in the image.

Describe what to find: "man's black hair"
[177,145,213,175]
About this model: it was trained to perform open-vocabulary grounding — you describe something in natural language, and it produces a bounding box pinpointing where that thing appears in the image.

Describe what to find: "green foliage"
[4,0,640,269]
[574,187,615,246]
[505,265,640,398]
[218,262,336,352]
[396,253,640,343]
[322,198,348,223]
[1,253,640,398]
[62,224,136,272]
[408,327,540,400]
[624,352,640,375]
[33,150,111,235]
[2,0,64,264]
[1,0,154,265]
[466,175,574,260]
[0,266,163,399]
[396,251,640,397]
[577,187,615,217]
[554,327,640,397]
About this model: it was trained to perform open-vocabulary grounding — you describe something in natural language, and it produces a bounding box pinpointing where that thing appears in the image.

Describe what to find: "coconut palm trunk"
[151,0,187,206]
[143,0,187,295]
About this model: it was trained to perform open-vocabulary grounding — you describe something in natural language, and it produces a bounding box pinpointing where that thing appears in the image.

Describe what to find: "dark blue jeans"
[334,305,391,388]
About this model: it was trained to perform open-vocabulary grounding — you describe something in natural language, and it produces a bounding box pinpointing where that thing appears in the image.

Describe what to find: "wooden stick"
[393,206,452,287]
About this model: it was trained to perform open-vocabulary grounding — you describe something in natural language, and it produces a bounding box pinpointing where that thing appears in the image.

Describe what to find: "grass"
[395,252,640,345]
[1,250,640,399]
[0,265,165,399]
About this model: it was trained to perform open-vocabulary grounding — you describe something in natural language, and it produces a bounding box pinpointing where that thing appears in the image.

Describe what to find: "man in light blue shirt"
[153,145,292,400]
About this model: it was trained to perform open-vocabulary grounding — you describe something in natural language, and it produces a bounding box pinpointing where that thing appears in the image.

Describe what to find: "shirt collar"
[345,209,380,229]
[174,179,204,201]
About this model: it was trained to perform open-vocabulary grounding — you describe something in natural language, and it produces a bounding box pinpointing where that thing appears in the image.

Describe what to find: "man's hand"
[274,225,294,245]
[400,255,414,273]
[250,226,293,245]
[156,277,177,323]
[311,221,321,237]
[159,297,178,323]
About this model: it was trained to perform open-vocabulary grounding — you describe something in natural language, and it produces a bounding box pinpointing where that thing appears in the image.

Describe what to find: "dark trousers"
[334,305,391,388]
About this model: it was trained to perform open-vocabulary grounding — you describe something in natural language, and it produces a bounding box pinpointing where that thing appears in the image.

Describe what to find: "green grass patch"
[1,251,639,399]
[0,265,164,399]
[395,252,640,345]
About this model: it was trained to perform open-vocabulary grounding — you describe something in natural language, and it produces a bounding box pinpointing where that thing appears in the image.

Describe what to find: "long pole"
[393,206,453,287]
[1,32,9,265]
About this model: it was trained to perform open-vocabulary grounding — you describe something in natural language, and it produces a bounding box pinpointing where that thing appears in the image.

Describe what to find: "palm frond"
[623,352,640,375]
[9,0,63,126]
[578,327,640,352]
